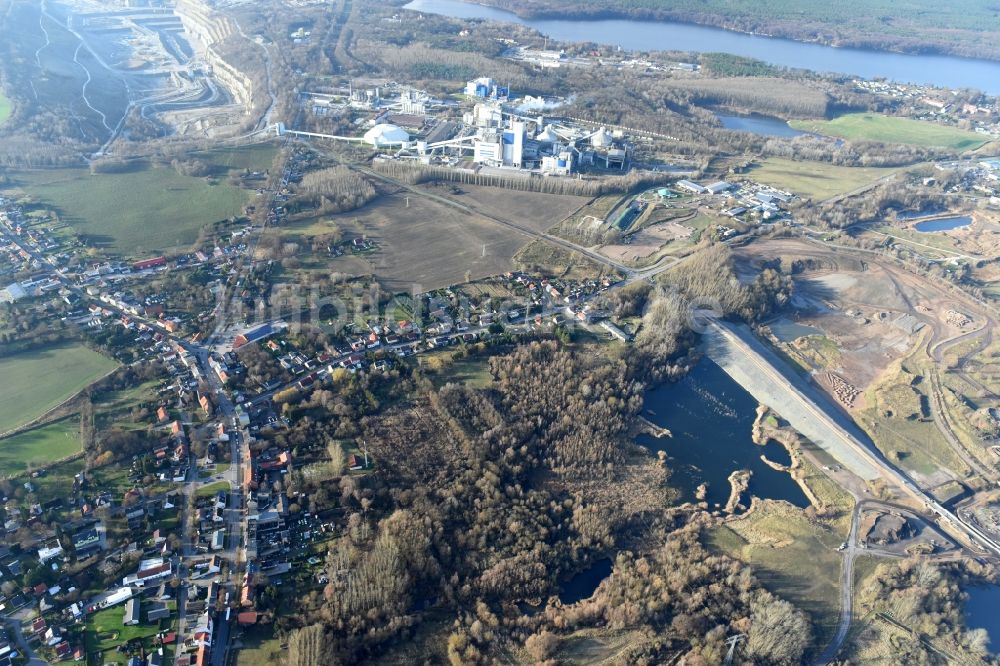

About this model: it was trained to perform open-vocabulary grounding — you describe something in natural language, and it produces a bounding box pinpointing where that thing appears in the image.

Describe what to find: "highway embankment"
[702,321,880,481]
[703,319,1000,557]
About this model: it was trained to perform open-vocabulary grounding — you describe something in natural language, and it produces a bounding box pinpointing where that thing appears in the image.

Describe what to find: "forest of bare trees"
[853,558,998,664]
[299,166,377,213]
[522,523,813,665]
[664,244,792,322]
[258,319,816,664]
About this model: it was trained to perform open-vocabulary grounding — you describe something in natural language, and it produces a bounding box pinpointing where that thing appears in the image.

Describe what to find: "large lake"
[404,0,1000,94]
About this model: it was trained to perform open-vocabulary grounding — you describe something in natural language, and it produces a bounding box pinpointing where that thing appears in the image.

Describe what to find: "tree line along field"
[0,343,117,434]
[748,158,901,201]
[790,114,987,151]
[7,144,277,256]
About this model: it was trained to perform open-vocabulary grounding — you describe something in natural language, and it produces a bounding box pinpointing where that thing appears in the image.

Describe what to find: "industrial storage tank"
[590,127,614,147]
[363,123,410,147]
[535,124,560,143]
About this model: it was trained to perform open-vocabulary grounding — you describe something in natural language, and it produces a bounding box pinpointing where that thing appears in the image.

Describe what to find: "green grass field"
[196,480,231,498]
[860,369,971,480]
[791,114,987,150]
[235,625,282,666]
[0,419,80,473]
[192,144,278,172]
[282,215,343,238]
[0,343,117,433]
[85,602,174,665]
[0,91,11,126]
[11,161,253,255]
[749,158,899,201]
[708,500,843,651]
[428,353,494,389]
[93,379,162,429]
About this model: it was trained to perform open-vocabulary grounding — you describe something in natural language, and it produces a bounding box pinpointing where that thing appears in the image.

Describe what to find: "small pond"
[965,585,1000,651]
[638,359,809,511]
[716,113,809,138]
[913,215,972,233]
[769,318,822,342]
[897,209,943,221]
[558,558,614,604]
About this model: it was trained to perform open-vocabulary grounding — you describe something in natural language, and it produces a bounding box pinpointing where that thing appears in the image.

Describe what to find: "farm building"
[705,181,733,195]
[893,313,926,335]
[0,282,27,303]
[104,587,134,608]
[124,598,140,626]
[600,320,632,342]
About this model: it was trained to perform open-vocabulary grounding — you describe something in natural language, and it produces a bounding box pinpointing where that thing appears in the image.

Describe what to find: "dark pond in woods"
[637,359,809,511]
[558,558,614,604]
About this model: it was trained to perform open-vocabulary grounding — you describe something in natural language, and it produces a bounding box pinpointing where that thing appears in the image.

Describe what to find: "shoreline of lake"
[458,2,999,65]
[404,0,1000,94]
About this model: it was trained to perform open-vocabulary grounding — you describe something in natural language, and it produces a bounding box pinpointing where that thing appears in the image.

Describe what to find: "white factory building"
[419,100,625,175]
[363,123,410,148]
[472,120,527,168]
[413,104,629,175]
[464,77,509,99]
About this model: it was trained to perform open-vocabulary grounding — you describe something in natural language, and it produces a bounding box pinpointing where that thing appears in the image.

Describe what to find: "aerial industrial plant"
[280,77,631,177]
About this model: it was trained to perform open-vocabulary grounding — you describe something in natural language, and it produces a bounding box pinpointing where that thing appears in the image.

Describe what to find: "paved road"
[813,498,928,665]
[814,499,863,666]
